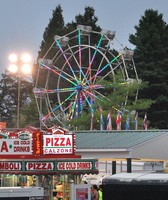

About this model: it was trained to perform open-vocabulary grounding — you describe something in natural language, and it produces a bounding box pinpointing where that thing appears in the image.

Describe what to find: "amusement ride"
[34,25,139,128]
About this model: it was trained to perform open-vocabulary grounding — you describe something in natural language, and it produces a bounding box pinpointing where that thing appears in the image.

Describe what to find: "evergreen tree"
[129,9,168,129]
[0,71,34,128]
[38,4,65,59]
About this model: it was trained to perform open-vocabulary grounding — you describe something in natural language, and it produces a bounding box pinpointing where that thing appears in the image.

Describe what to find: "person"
[91,184,99,200]
[98,185,103,200]
[56,179,64,200]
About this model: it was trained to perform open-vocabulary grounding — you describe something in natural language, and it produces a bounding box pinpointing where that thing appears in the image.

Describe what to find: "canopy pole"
[112,161,116,174]
[127,158,132,173]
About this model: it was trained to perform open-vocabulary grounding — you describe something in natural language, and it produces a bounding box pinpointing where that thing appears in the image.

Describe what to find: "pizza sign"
[25,161,54,171]
[43,134,73,155]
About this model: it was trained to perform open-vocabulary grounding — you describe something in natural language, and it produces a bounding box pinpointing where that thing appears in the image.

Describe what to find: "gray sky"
[0,0,168,74]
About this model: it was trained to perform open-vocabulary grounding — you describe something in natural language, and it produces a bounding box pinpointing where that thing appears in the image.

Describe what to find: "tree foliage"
[0,72,35,128]
[129,9,168,128]
[38,5,65,59]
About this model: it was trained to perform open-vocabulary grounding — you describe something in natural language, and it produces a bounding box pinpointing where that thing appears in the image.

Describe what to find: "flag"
[144,113,148,130]
[100,113,104,130]
[125,113,130,130]
[90,112,94,130]
[106,111,112,130]
[134,111,138,130]
[116,111,122,130]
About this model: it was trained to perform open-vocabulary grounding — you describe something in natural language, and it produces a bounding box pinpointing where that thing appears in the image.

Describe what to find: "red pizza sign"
[43,134,73,155]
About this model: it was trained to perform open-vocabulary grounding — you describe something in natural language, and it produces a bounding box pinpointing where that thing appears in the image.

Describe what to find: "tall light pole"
[8,53,32,129]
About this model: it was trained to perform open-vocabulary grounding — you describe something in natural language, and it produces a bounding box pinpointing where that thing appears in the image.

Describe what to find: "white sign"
[0,162,22,171]
[26,162,54,171]
[0,139,32,155]
[43,134,73,155]
[57,162,92,171]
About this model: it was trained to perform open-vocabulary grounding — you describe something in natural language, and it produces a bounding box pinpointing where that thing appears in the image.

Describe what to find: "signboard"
[0,130,33,158]
[0,161,22,171]
[43,134,73,155]
[25,161,55,172]
[57,161,92,171]
[56,159,98,174]
[74,185,91,200]
[0,159,98,175]
[0,126,80,159]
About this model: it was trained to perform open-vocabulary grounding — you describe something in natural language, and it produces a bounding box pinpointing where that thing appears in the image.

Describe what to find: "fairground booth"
[0,126,98,200]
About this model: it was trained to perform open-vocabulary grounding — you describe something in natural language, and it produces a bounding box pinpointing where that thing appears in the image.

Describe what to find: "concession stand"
[0,126,98,200]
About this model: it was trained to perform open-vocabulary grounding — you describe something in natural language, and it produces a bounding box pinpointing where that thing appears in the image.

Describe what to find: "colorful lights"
[35,26,130,126]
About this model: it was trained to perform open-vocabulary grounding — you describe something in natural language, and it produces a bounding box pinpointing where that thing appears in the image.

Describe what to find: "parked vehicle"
[102,172,168,200]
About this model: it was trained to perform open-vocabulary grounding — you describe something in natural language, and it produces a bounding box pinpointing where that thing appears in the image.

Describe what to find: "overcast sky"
[0,0,168,74]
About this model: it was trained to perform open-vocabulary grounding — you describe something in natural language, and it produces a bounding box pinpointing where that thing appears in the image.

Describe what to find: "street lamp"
[8,53,32,129]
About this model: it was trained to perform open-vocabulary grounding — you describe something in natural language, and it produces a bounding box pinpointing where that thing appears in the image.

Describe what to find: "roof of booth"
[75,130,168,149]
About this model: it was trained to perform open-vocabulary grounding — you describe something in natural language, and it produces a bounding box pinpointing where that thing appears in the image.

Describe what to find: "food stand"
[0,126,98,200]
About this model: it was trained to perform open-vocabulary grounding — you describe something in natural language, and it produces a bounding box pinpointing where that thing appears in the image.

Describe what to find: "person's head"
[92,184,98,191]
[99,184,102,191]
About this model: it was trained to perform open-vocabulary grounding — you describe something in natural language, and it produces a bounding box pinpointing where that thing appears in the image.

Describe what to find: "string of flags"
[93,109,148,131]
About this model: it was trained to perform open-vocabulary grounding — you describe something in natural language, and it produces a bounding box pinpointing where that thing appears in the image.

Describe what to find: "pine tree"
[38,4,65,59]
[129,9,168,128]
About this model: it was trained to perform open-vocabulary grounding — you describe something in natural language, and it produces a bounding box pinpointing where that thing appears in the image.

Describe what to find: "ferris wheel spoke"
[40,62,77,86]
[85,90,105,103]
[55,39,79,82]
[81,92,94,113]
[77,29,82,80]
[84,84,104,90]
[95,62,123,84]
[53,64,76,82]
[42,90,77,121]
[84,34,104,80]
[92,51,107,84]
[89,53,121,82]
[67,44,86,83]
[34,87,76,94]
[67,93,79,119]
[77,29,92,82]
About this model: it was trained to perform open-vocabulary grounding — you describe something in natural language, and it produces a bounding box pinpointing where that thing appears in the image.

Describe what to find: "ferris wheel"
[34,25,139,128]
